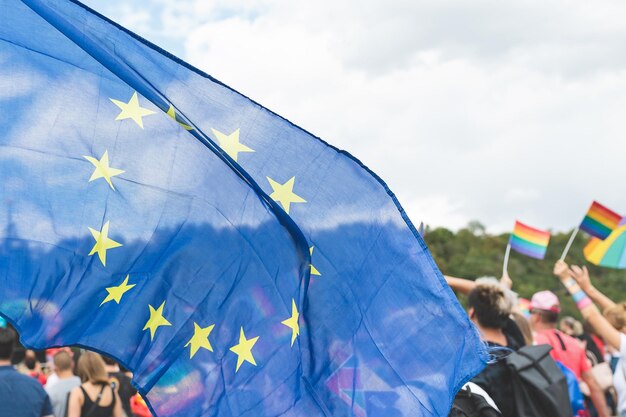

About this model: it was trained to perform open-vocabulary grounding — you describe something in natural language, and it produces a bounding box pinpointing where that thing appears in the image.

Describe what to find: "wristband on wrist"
[562,277,593,310]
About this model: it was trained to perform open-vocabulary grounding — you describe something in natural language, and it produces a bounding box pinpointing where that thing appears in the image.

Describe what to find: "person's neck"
[0,359,11,366]
[57,369,75,379]
[477,325,507,346]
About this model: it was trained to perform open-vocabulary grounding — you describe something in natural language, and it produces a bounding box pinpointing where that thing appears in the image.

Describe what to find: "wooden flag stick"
[560,226,579,261]
[502,243,511,277]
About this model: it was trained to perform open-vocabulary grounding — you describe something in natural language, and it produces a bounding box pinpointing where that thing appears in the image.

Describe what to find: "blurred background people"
[46,350,81,417]
[67,351,123,417]
[529,290,609,417]
[103,355,137,417]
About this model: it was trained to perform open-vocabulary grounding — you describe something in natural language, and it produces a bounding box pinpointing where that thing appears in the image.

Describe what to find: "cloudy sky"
[80,0,626,233]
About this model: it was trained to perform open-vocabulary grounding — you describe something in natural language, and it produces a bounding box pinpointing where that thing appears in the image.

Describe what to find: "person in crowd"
[446,274,527,348]
[46,350,81,417]
[0,327,54,417]
[466,282,522,417]
[560,316,616,415]
[103,355,137,417]
[560,316,584,338]
[24,348,48,385]
[529,290,610,417]
[554,260,626,417]
[67,351,123,417]
[46,347,74,389]
[561,317,605,366]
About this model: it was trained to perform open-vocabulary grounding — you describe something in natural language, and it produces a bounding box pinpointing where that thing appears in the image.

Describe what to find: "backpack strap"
[554,331,567,351]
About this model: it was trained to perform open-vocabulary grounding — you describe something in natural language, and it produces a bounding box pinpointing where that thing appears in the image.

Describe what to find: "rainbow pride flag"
[510,221,551,259]
[580,201,621,240]
[516,298,531,318]
[584,219,626,269]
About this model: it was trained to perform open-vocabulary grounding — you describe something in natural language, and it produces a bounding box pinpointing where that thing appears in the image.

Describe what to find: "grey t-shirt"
[46,376,81,417]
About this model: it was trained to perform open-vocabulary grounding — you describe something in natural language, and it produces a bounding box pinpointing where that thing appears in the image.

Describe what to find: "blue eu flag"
[0,0,486,415]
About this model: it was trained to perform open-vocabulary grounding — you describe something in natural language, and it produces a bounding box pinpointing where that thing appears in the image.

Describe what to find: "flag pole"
[502,243,511,277]
[559,226,579,261]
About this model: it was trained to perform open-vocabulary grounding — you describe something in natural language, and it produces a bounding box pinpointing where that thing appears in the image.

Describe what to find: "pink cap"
[529,290,561,313]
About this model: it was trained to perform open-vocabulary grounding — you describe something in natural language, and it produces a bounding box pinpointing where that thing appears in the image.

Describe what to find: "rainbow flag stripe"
[584,222,626,269]
[580,201,622,240]
[510,221,550,259]
[516,298,531,318]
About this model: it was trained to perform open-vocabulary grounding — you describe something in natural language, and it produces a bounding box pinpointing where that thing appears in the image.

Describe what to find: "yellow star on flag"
[100,275,135,306]
[110,92,156,128]
[83,150,125,190]
[88,221,123,267]
[266,176,306,214]
[309,246,321,276]
[229,327,259,372]
[211,128,254,162]
[166,105,193,131]
[185,322,215,359]
[143,301,172,341]
[281,299,300,347]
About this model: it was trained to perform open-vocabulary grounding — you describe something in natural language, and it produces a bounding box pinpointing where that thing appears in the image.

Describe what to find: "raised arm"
[444,275,476,295]
[569,264,616,311]
[553,261,622,350]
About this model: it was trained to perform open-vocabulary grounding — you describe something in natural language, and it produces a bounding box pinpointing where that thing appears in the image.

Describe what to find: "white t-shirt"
[616,333,626,414]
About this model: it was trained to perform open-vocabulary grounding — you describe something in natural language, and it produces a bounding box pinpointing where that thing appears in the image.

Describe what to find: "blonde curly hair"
[603,302,626,331]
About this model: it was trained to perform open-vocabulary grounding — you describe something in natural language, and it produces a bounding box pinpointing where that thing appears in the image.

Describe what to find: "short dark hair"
[0,327,16,360]
[532,308,559,324]
[468,285,510,329]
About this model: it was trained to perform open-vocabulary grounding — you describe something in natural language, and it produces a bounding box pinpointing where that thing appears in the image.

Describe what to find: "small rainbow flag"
[510,221,551,259]
[580,201,621,240]
[584,219,626,269]
[516,298,531,318]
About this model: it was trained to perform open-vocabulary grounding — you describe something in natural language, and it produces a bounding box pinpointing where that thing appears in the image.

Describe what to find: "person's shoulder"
[6,368,44,388]
[70,384,84,394]
[560,331,585,351]
[7,371,50,399]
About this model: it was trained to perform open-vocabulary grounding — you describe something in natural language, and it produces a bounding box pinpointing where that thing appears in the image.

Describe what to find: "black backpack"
[449,384,501,417]
[506,344,573,417]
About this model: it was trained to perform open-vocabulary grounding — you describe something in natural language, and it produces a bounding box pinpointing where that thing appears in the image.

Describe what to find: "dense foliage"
[424,221,626,318]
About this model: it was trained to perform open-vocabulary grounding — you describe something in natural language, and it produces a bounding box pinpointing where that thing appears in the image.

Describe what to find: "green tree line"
[424,221,626,318]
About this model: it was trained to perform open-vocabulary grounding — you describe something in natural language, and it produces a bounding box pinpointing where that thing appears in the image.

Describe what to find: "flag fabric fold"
[0,0,487,416]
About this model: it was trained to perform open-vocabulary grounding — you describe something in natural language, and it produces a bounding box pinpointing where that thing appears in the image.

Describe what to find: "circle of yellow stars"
[84,90,319,374]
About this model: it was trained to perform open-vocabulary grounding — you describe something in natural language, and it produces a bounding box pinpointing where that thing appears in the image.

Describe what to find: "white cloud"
[80,0,626,233]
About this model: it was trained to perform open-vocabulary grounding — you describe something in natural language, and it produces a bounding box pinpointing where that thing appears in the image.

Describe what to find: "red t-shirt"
[535,329,591,380]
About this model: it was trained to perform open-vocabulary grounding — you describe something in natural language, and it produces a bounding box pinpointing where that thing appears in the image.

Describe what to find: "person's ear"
[468,307,475,320]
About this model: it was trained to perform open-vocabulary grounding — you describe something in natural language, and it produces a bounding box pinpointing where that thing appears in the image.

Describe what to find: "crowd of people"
[446,260,626,417]
[1,258,625,417]
[0,332,151,417]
